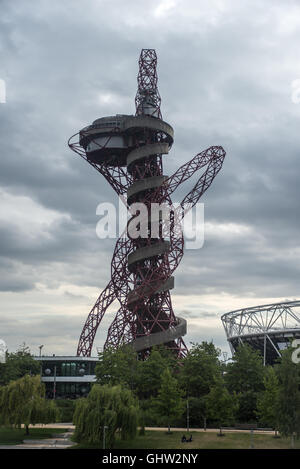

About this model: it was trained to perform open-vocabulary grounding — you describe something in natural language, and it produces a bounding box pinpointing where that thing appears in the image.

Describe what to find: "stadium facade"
[221,300,300,365]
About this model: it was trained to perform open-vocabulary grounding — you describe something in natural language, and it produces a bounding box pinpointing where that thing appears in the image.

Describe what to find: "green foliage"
[90,341,300,433]
[186,396,208,428]
[95,345,177,400]
[224,344,264,422]
[151,368,184,432]
[136,347,177,399]
[225,344,264,393]
[73,384,138,448]
[235,390,259,423]
[0,374,59,434]
[206,376,237,429]
[178,341,222,398]
[275,348,300,439]
[0,343,40,386]
[95,345,140,391]
[256,366,279,429]
[55,399,75,422]
[138,399,159,426]
[138,407,146,436]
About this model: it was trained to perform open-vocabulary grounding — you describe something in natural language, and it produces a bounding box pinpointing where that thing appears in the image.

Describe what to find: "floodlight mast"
[68,49,226,358]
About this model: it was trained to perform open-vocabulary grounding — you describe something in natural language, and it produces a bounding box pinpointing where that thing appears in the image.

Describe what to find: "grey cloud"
[1,0,300,354]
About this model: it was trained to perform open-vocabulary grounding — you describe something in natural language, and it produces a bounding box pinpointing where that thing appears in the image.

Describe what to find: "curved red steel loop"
[69,49,226,358]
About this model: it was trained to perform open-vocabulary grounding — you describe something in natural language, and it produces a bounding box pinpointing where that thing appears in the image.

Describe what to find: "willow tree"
[0,374,59,434]
[73,384,138,448]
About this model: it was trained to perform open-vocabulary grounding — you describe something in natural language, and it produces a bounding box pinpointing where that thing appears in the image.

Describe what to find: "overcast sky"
[1,0,300,358]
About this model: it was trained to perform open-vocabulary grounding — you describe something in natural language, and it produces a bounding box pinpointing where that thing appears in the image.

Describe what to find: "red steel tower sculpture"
[68,49,226,358]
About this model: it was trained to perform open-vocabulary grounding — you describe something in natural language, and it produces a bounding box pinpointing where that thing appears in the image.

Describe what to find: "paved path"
[0,430,74,450]
[145,427,275,435]
[22,423,275,435]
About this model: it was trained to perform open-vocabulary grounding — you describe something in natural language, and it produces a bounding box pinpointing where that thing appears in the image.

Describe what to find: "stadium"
[221,300,300,365]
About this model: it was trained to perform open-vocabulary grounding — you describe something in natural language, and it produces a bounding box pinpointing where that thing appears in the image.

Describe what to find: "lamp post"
[250,428,254,449]
[53,365,57,400]
[103,426,108,449]
[186,398,190,433]
[38,345,44,376]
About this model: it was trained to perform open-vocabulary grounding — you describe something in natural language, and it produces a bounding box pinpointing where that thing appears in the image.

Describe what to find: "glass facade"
[36,357,98,400]
[44,381,92,399]
[42,360,96,377]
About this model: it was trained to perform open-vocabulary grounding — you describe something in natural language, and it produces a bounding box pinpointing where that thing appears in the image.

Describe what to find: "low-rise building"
[34,355,98,399]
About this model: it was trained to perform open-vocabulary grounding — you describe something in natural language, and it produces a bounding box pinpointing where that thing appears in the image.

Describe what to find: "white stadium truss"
[221,300,300,365]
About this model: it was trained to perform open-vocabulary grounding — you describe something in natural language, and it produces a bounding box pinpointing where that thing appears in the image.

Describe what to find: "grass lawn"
[0,427,65,445]
[72,430,300,450]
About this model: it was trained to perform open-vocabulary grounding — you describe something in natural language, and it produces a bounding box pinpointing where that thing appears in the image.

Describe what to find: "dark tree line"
[1,341,299,446]
[94,341,300,438]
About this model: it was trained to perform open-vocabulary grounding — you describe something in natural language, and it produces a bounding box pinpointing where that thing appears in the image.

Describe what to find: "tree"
[136,346,177,399]
[256,366,279,433]
[224,344,264,422]
[0,343,40,386]
[0,374,59,435]
[151,368,184,433]
[73,384,138,448]
[95,345,140,391]
[206,376,237,435]
[187,396,208,429]
[178,341,222,399]
[275,348,300,447]
[95,345,176,401]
